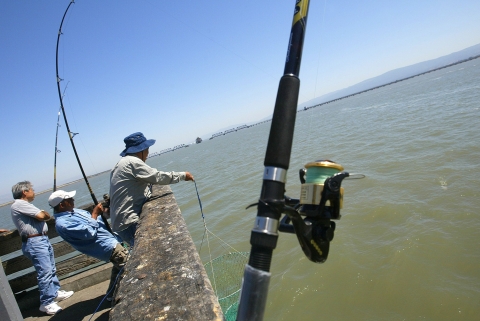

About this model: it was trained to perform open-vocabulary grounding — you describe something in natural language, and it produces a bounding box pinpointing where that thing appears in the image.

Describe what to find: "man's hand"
[185,172,194,181]
[91,203,104,220]
[36,210,51,221]
[102,207,111,219]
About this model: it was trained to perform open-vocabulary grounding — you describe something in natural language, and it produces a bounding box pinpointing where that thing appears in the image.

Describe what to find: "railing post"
[0,258,23,320]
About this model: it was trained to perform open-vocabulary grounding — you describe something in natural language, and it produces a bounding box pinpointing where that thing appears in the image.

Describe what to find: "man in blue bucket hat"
[109,132,194,247]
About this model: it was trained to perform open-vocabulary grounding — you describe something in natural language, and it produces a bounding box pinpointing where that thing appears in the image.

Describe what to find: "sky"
[1,0,479,198]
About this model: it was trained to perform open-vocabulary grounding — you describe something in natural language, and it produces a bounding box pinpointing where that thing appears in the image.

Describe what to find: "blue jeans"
[116,223,137,248]
[22,236,60,305]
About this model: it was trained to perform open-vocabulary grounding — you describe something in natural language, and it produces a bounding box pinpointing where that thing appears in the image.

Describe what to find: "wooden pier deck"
[22,279,112,321]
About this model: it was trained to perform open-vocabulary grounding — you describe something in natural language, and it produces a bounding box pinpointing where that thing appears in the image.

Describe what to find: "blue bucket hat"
[120,132,156,156]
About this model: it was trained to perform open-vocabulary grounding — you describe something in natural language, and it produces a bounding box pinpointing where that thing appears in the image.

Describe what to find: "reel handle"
[299,168,306,184]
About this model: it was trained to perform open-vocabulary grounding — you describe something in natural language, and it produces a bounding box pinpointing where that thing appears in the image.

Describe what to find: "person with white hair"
[10,181,73,315]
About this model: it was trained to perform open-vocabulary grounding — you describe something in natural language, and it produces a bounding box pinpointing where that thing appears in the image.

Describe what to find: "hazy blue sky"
[1,0,479,197]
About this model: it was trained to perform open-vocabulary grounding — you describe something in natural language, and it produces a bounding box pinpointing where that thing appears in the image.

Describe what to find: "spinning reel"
[279,160,352,263]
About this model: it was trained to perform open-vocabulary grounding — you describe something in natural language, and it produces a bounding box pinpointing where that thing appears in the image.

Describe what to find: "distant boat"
[196,137,202,144]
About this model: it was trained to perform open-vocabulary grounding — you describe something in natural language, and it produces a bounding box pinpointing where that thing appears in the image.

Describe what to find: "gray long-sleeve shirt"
[109,155,185,232]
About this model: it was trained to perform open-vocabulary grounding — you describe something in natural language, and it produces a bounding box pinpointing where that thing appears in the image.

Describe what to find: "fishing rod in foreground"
[237,1,362,320]
[55,0,113,234]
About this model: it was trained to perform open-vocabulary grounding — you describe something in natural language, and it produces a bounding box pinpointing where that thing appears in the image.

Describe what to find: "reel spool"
[298,160,348,219]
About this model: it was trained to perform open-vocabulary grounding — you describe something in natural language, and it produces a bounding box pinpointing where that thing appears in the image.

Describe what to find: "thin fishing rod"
[54,82,69,192]
[237,1,311,320]
[53,108,61,192]
[56,0,113,234]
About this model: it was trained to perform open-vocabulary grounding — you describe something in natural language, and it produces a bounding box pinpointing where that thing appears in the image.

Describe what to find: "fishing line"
[193,180,216,292]
[88,265,125,321]
[193,180,246,296]
[313,0,328,100]
[304,1,328,137]
[194,181,241,254]
[194,180,205,220]
[194,180,209,254]
[88,242,133,321]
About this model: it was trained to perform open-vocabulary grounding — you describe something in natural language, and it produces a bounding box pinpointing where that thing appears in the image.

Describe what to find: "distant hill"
[300,43,480,108]
[183,43,480,144]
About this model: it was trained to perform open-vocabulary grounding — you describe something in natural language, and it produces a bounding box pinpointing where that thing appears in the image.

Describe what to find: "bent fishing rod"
[56,0,113,234]
[237,1,361,320]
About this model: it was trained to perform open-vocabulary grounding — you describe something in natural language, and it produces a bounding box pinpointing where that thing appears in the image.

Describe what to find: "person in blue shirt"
[49,190,128,302]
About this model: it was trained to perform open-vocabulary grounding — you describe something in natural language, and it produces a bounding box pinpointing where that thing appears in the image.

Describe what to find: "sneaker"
[56,290,74,301]
[39,301,62,315]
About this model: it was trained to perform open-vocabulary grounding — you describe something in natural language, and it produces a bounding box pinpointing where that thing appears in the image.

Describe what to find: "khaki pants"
[107,243,129,302]
[110,242,129,269]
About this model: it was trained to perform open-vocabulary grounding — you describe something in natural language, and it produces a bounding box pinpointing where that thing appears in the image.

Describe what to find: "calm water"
[1,59,479,320]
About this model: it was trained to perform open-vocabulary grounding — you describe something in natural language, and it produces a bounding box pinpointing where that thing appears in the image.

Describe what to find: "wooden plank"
[109,185,223,321]
[55,254,102,276]
[2,241,77,275]
[51,241,78,259]
[0,230,20,256]
[8,253,102,293]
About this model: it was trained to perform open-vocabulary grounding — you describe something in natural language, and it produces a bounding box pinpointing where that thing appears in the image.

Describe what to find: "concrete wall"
[109,185,224,321]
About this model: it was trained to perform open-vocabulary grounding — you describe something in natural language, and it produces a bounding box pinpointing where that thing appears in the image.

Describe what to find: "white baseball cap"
[48,190,76,207]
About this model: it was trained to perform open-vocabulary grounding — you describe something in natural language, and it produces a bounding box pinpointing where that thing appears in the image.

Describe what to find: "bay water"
[1,59,479,320]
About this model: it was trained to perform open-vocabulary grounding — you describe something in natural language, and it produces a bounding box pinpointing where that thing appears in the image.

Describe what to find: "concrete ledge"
[109,185,223,321]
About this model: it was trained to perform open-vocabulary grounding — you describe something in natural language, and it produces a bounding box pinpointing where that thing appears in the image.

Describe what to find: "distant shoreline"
[2,56,478,208]
[301,54,480,111]
[0,169,110,208]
